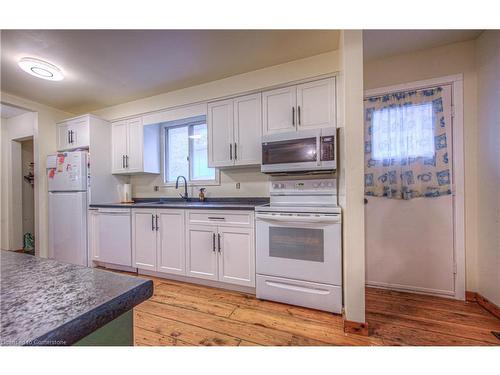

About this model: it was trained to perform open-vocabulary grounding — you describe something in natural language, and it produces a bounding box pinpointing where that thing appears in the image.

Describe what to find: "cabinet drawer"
[187,210,254,227]
[256,275,342,313]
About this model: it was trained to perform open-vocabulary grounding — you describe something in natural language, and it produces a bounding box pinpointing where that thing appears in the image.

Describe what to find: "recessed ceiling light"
[18,57,64,81]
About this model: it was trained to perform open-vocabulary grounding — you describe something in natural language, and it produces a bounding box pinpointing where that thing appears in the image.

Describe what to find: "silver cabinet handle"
[155,215,159,231]
[208,217,226,221]
[151,214,155,231]
[122,155,125,169]
[292,107,295,126]
[68,130,71,145]
[298,106,301,125]
[125,155,129,168]
[234,143,237,160]
[212,233,216,252]
[229,143,232,160]
[217,233,221,253]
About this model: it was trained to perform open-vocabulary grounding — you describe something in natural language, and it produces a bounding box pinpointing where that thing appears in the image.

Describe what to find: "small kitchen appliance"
[255,178,342,313]
[261,128,336,174]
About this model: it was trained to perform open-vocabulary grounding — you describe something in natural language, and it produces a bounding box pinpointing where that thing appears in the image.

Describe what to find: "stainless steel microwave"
[261,129,336,174]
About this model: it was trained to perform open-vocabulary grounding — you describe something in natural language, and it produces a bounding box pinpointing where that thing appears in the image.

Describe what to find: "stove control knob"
[313,182,320,188]
[273,183,279,189]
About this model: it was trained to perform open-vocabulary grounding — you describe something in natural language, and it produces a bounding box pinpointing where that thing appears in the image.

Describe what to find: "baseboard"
[343,319,369,336]
[466,291,500,319]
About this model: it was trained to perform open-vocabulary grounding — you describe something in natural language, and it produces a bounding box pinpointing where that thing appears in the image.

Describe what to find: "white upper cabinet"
[262,77,336,135]
[262,86,297,134]
[208,93,262,168]
[296,77,336,130]
[208,99,234,167]
[56,115,91,151]
[111,117,160,174]
[233,93,262,166]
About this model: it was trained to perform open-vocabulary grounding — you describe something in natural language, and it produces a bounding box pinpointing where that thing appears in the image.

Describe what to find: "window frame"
[161,117,220,187]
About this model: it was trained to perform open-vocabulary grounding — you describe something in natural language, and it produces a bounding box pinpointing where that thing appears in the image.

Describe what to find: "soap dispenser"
[198,188,206,202]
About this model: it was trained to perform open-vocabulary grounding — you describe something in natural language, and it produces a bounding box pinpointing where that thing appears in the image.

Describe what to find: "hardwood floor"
[128,274,500,346]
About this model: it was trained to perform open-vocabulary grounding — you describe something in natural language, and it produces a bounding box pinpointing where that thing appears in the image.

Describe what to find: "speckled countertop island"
[0,251,153,346]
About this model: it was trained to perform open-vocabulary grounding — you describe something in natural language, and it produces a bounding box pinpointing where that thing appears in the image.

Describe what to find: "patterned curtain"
[364,87,452,199]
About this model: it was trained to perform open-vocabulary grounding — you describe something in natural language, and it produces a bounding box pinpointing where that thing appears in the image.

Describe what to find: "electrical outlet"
[154,186,159,192]
[236,182,241,189]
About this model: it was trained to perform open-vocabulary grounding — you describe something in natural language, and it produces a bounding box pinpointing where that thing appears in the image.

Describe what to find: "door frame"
[364,74,465,301]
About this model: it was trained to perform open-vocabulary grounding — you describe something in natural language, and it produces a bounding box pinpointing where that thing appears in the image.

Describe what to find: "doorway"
[364,76,465,300]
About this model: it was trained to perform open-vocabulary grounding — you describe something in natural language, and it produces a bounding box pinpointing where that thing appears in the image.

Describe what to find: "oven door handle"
[256,213,340,224]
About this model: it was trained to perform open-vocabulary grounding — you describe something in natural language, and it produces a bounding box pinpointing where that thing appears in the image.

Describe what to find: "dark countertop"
[0,251,153,346]
[90,197,270,210]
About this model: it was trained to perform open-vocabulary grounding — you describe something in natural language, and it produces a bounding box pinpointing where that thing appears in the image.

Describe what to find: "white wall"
[90,51,341,199]
[338,30,366,324]
[364,40,479,292]
[475,31,500,306]
[1,93,73,257]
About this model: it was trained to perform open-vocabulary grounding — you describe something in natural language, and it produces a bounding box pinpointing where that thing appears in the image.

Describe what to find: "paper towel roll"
[122,184,133,203]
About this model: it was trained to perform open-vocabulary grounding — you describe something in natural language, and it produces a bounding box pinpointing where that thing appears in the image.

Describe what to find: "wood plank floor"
[120,273,500,346]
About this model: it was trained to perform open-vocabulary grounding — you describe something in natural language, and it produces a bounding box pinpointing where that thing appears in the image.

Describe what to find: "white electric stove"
[255,178,342,313]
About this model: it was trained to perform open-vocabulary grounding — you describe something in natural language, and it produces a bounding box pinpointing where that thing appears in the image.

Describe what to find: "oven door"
[256,212,342,285]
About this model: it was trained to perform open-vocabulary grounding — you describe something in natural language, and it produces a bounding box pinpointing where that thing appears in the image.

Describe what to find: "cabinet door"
[157,210,185,275]
[68,117,90,149]
[186,225,218,280]
[98,211,132,266]
[296,77,336,130]
[56,123,69,151]
[127,118,144,172]
[111,120,128,174]
[88,210,100,262]
[234,93,262,166]
[217,226,255,287]
[208,99,234,167]
[262,86,297,134]
[132,209,157,271]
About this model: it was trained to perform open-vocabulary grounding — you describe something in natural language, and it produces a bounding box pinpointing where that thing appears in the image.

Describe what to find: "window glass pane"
[167,126,189,182]
[371,102,434,161]
[190,124,215,181]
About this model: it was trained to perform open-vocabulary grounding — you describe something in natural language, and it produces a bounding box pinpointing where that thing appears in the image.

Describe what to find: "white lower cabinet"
[132,208,186,274]
[186,225,218,280]
[186,211,255,287]
[217,226,255,287]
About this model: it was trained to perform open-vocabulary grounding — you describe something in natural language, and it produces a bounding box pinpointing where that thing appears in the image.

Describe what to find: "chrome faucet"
[175,176,188,200]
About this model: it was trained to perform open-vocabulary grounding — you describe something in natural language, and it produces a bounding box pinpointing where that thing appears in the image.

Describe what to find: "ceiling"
[1,30,340,114]
[363,30,482,60]
[0,103,31,119]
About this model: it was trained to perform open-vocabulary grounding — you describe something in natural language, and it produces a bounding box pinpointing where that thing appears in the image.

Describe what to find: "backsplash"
[130,166,270,198]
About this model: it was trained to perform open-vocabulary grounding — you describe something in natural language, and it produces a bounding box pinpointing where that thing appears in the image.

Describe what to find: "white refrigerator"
[47,151,89,266]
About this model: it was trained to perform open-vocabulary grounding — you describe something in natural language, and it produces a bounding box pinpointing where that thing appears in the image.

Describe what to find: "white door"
[68,117,90,149]
[98,210,132,267]
[262,86,297,134]
[127,118,143,172]
[296,77,336,130]
[157,210,186,275]
[208,99,234,167]
[365,84,456,297]
[48,191,88,266]
[217,226,255,287]
[111,120,128,173]
[132,209,157,271]
[234,93,262,166]
[56,123,69,151]
[186,224,218,280]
